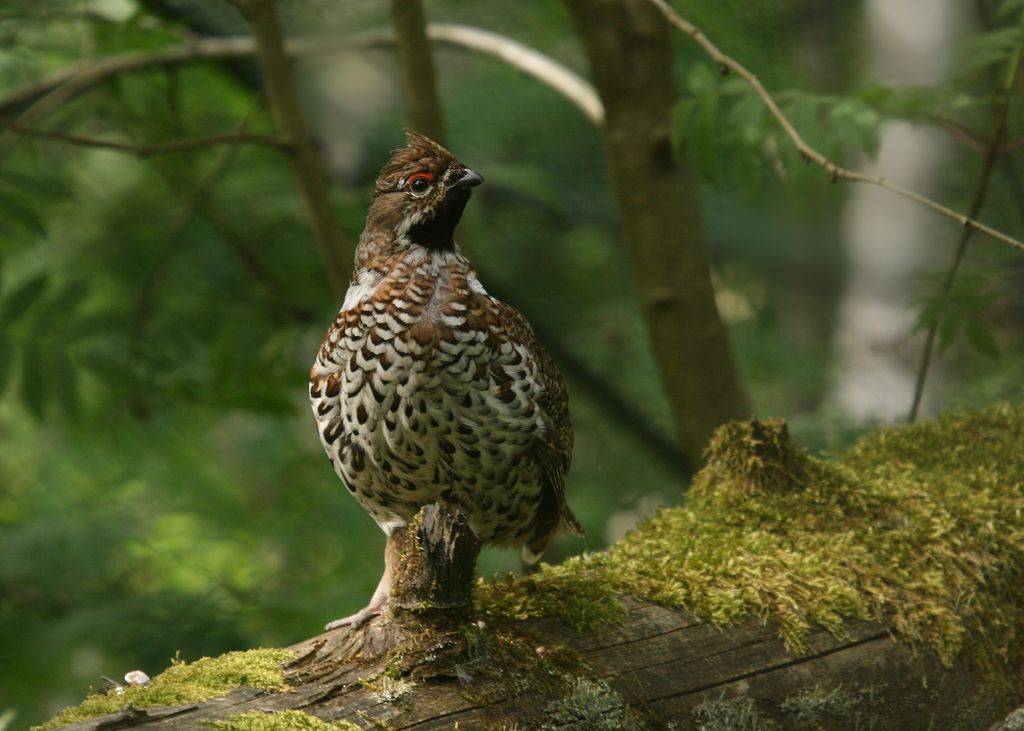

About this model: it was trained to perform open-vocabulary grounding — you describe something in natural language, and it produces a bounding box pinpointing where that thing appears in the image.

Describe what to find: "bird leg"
[324,528,404,631]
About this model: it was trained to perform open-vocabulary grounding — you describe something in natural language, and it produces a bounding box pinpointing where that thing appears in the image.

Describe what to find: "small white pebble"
[124,670,150,687]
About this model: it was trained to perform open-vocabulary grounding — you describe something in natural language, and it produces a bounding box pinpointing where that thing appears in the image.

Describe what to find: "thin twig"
[999,156,1024,227]
[0,38,262,118]
[647,0,1024,255]
[907,48,1023,421]
[930,116,987,155]
[0,120,290,155]
[999,136,1024,155]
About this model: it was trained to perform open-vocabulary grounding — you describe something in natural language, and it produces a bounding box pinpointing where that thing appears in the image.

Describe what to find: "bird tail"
[521,508,585,565]
[560,507,585,538]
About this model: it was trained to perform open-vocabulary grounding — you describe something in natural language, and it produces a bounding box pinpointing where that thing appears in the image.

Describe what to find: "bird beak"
[454,169,485,189]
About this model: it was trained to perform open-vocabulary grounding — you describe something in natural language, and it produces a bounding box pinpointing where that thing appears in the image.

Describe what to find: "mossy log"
[40,602,1007,730]
[41,405,1024,730]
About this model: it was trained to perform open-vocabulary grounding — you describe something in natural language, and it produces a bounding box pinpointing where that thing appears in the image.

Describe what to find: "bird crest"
[375,130,460,194]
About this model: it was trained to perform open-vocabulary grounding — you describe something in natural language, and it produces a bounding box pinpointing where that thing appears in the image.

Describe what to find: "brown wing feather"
[494,301,583,560]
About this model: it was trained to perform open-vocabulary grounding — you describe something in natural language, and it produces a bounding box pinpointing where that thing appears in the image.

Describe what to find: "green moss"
[691,417,815,508]
[35,648,295,730]
[479,566,628,631]
[202,710,360,731]
[478,403,1024,677]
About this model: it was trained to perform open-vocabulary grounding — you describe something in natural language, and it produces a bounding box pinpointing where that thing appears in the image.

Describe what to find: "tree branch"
[0,25,603,128]
[239,0,352,298]
[647,0,1024,255]
[419,24,604,125]
[0,38,265,118]
[0,120,290,156]
[389,0,446,142]
[999,136,1024,155]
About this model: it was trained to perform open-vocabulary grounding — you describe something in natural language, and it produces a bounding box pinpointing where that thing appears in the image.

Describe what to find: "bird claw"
[324,605,383,631]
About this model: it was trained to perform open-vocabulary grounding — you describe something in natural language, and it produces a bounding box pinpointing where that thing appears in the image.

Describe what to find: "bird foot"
[324,603,384,631]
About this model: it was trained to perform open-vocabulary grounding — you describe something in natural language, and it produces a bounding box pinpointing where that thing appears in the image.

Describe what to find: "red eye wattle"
[408,172,434,192]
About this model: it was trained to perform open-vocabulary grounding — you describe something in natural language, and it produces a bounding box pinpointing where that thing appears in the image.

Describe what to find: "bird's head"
[364,130,484,254]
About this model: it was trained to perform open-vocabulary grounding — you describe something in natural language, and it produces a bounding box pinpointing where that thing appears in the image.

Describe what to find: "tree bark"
[390,0,446,144]
[562,0,750,471]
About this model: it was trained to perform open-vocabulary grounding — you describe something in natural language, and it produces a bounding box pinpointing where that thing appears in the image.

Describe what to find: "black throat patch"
[408,188,473,250]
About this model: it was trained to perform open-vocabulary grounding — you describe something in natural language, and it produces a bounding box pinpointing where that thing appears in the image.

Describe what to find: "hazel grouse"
[309,132,582,629]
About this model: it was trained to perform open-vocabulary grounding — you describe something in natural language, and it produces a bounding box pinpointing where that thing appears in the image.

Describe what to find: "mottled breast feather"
[310,246,580,557]
[310,131,579,560]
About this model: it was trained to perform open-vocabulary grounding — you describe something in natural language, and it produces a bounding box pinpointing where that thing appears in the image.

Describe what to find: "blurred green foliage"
[1,0,1023,727]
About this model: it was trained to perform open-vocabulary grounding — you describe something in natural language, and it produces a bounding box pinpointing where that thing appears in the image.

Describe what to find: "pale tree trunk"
[828,0,965,421]
[562,0,750,470]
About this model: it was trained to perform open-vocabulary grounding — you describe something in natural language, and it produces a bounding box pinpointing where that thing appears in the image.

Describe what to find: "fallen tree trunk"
[43,405,1024,730]
[50,597,1002,730]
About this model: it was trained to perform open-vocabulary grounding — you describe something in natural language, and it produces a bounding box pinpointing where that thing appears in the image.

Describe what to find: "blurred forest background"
[2,0,1023,726]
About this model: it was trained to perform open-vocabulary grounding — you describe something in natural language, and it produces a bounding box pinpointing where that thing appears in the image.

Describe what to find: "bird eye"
[408,172,433,194]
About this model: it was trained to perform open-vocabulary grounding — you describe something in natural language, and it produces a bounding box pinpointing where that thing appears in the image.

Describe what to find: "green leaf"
[914,298,944,331]
[997,0,1024,20]
[36,279,90,332]
[689,67,720,181]
[828,99,880,156]
[963,27,1022,73]
[687,63,717,97]
[965,318,1000,358]
[0,275,48,326]
[0,192,46,236]
[52,350,80,419]
[0,335,10,394]
[67,312,122,344]
[730,90,766,147]
[76,350,144,391]
[20,341,45,419]
[735,146,762,196]
[784,94,821,149]
[670,98,696,153]
[937,309,964,353]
